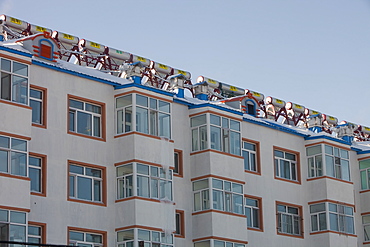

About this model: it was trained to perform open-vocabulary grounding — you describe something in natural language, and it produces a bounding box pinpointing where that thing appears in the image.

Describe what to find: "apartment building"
[0,14,370,247]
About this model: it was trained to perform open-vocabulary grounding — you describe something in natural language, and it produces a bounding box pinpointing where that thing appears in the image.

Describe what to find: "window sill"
[114,131,174,142]
[68,198,106,207]
[115,196,175,204]
[192,209,246,218]
[32,123,46,129]
[247,227,263,232]
[174,234,185,238]
[31,191,46,197]
[307,176,353,184]
[0,99,32,109]
[245,169,261,176]
[277,232,303,239]
[310,230,356,237]
[275,176,301,185]
[68,131,106,142]
[360,189,370,194]
[0,172,30,181]
[190,149,243,159]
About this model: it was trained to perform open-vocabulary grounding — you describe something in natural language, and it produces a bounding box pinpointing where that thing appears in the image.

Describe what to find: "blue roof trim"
[351,146,364,152]
[114,83,175,97]
[243,117,309,137]
[32,60,121,86]
[173,98,193,106]
[189,103,243,116]
[0,45,32,57]
[357,150,370,154]
[304,135,351,145]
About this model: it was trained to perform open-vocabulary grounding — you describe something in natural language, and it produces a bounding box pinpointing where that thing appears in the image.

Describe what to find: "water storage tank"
[305,109,321,117]
[322,114,338,125]
[245,89,264,102]
[106,47,131,61]
[29,24,52,35]
[79,39,105,54]
[197,76,245,96]
[131,55,151,67]
[286,102,305,113]
[152,61,173,75]
[265,96,285,108]
[173,69,191,80]
[0,15,28,31]
[52,31,79,45]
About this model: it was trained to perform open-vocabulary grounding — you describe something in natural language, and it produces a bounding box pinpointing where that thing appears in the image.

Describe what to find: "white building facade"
[1,14,370,247]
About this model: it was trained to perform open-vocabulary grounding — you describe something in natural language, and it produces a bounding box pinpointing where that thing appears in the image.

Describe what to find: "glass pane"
[137,164,149,175]
[0,136,9,148]
[159,113,171,138]
[233,194,243,214]
[194,240,211,247]
[117,229,134,241]
[319,213,327,230]
[243,150,250,170]
[213,190,224,210]
[159,100,170,113]
[116,164,133,176]
[9,224,26,242]
[363,215,370,224]
[210,126,221,151]
[222,118,229,128]
[10,211,26,224]
[137,175,149,197]
[77,177,92,200]
[12,76,28,104]
[193,179,209,190]
[202,190,210,210]
[230,119,240,131]
[151,178,159,198]
[11,152,27,176]
[274,150,284,158]
[30,167,41,192]
[191,114,206,127]
[136,107,148,134]
[94,180,101,201]
[69,111,75,131]
[93,116,101,137]
[325,145,333,155]
[277,205,286,212]
[224,181,231,191]
[77,111,92,136]
[11,139,26,152]
[246,198,258,207]
[194,192,201,211]
[28,226,41,236]
[340,149,349,159]
[230,131,241,155]
[334,147,340,157]
[70,231,84,241]
[136,94,148,107]
[246,207,252,227]
[310,203,325,213]
[192,129,199,151]
[70,165,84,174]
[30,99,42,124]
[1,73,11,101]
[85,103,101,114]
[214,240,224,247]
[362,170,368,190]
[0,209,8,221]
[285,153,296,161]
[306,145,321,156]
[232,183,243,193]
[69,99,84,110]
[30,89,42,99]
[138,229,150,241]
[12,62,28,76]
[360,159,370,170]
[1,58,11,71]
[325,155,334,177]
[125,107,132,132]
[244,142,255,151]
[365,225,370,241]
[0,150,8,173]
[69,176,75,197]
[329,213,338,231]
[210,114,221,125]
[85,168,101,178]
[212,179,223,189]
[199,125,207,150]
[329,203,337,212]
[116,94,132,108]
[288,207,298,215]
[341,160,350,181]
[86,233,102,243]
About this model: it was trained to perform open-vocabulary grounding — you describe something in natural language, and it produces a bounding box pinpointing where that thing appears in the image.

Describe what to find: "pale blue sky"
[2,0,370,126]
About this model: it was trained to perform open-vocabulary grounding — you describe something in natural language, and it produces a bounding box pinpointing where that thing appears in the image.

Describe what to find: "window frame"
[175,210,185,238]
[173,149,183,177]
[359,158,370,191]
[275,201,303,238]
[28,221,46,244]
[67,160,107,206]
[0,57,29,105]
[273,146,301,184]
[244,195,263,231]
[0,206,29,243]
[363,213,370,243]
[309,200,355,236]
[29,152,47,197]
[30,85,47,128]
[68,227,106,247]
[116,227,174,247]
[0,133,29,179]
[67,94,106,141]
[193,238,247,247]
[242,138,260,175]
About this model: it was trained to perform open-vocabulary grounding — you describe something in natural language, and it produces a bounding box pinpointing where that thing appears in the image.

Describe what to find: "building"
[0,14,370,247]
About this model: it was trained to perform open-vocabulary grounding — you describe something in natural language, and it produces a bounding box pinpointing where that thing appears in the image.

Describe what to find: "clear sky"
[2,0,370,126]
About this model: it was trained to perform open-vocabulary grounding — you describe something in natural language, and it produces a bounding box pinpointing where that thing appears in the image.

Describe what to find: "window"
[0,135,27,177]
[174,149,183,177]
[68,161,106,205]
[242,140,259,173]
[310,202,354,235]
[360,159,370,190]
[193,177,244,215]
[363,214,370,242]
[116,94,171,139]
[28,222,45,244]
[276,203,302,237]
[116,163,173,201]
[307,144,350,181]
[68,95,105,140]
[0,208,27,243]
[30,85,46,127]
[68,229,105,246]
[194,239,245,247]
[274,148,299,182]
[175,210,185,238]
[245,196,262,230]
[117,228,173,247]
[191,113,241,156]
[0,58,28,104]
[29,153,46,196]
